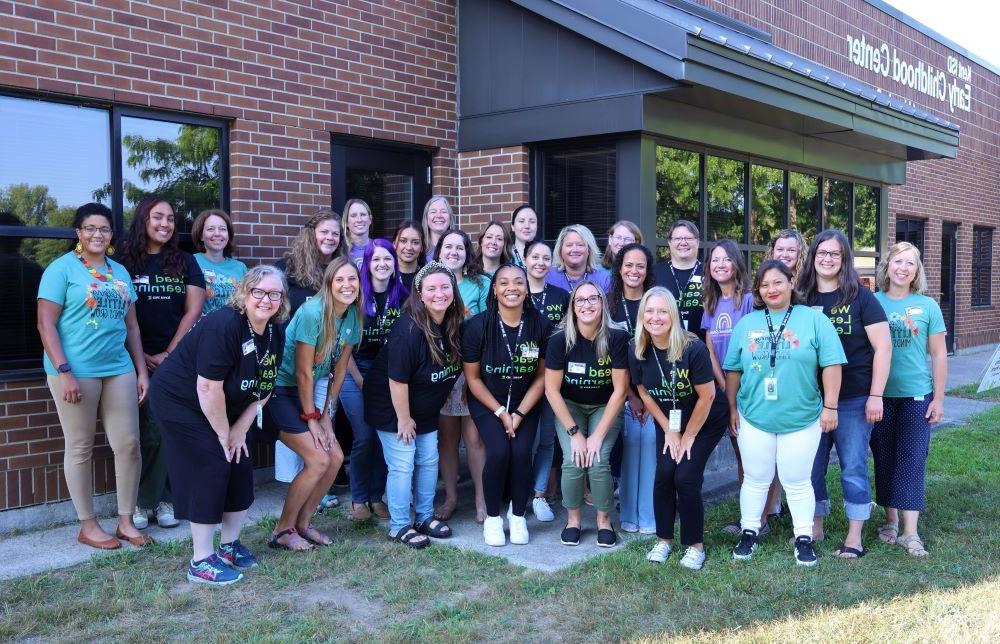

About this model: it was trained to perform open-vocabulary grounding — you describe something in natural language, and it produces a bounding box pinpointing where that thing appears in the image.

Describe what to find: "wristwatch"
[494,405,506,417]
[57,363,72,374]
[566,424,579,437]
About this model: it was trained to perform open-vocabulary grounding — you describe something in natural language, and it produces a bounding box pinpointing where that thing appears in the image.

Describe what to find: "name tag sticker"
[522,346,539,360]
[749,331,766,340]
[204,270,216,279]
[567,362,586,374]
[906,307,924,316]
[242,340,255,356]
[690,275,702,284]
[811,305,825,311]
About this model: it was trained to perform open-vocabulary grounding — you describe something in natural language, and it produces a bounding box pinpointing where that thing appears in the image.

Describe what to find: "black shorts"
[265,386,311,435]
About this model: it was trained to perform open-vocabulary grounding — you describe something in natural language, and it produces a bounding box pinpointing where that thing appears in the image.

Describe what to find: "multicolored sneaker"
[187,554,243,585]
[218,539,259,570]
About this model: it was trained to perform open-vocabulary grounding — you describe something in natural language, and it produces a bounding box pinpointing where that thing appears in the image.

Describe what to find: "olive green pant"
[554,400,623,513]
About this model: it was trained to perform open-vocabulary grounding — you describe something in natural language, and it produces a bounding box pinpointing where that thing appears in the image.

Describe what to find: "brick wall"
[456,145,530,232]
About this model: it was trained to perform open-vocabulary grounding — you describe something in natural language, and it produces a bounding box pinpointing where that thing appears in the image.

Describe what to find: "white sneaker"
[155,502,180,528]
[532,497,555,522]
[620,522,640,533]
[679,546,706,570]
[646,541,672,563]
[509,514,529,545]
[132,507,149,530]
[483,516,506,547]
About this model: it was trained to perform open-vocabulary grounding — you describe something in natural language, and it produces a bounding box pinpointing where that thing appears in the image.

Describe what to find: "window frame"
[971,226,994,308]
[895,216,926,257]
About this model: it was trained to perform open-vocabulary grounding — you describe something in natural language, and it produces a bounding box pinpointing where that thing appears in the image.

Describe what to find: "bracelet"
[299,409,322,421]
[823,404,838,411]
[511,409,524,419]
[868,394,883,398]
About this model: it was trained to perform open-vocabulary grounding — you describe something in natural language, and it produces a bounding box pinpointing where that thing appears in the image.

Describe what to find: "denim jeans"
[553,400,623,513]
[810,395,873,520]
[340,360,386,504]
[619,402,656,530]
[377,429,439,535]
[531,398,556,494]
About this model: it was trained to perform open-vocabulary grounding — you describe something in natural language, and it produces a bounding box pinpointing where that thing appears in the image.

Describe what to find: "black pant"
[471,401,539,517]
[653,418,725,545]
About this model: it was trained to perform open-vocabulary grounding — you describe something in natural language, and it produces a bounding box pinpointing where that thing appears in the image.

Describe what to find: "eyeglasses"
[816,250,842,259]
[250,288,284,301]
[610,234,635,244]
[670,236,696,243]
[81,225,112,235]
[573,295,601,306]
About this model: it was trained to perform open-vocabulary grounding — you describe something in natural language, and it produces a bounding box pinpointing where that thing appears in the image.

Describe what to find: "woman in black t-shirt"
[363,262,465,549]
[545,281,630,548]
[630,287,728,570]
[149,265,287,586]
[393,219,426,291]
[274,208,348,317]
[118,195,206,530]
[464,264,550,547]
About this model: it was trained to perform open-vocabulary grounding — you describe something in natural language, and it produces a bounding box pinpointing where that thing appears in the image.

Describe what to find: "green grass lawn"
[948,382,1000,402]
[3,408,999,643]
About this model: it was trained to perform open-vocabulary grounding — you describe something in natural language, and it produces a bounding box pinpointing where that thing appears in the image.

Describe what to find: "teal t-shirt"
[275,297,362,387]
[875,292,946,398]
[458,274,489,320]
[37,252,138,378]
[723,305,846,433]
[194,254,248,316]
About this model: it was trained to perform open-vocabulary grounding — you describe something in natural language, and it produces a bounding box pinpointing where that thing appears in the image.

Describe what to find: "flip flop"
[834,544,866,559]
[391,527,430,549]
[268,527,314,551]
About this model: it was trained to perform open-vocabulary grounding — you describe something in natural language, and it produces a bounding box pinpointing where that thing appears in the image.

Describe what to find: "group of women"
[38,194,946,585]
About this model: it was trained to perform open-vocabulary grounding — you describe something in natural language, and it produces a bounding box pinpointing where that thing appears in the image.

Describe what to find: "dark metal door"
[940,223,957,354]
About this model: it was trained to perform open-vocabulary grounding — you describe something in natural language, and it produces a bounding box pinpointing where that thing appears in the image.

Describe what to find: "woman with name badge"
[509,205,538,268]
[871,242,946,557]
[609,242,657,534]
[602,220,643,270]
[653,220,705,341]
[546,224,612,293]
[464,263,551,546]
[275,208,347,317]
[422,196,453,263]
[478,220,511,277]
[723,259,846,567]
[342,240,407,521]
[38,203,150,550]
[631,287,728,570]
[363,262,464,549]
[192,209,248,317]
[118,195,206,531]
[343,198,374,266]
[393,219,426,291]
[433,228,490,522]
[267,257,362,550]
[545,281,630,547]
[148,265,287,586]
[524,239,569,521]
[798,230,891,558]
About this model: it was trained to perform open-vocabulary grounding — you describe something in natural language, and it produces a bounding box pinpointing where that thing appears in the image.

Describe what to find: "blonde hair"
[228,265,291,324]
[317,257,365,363]
[602,220,643,269]
[563,280,614,360]
[553,224,601,274]
[768,229,808,279]
[342,198,372,248]
[284,208,345,291]
[634,287,692,362]
[421,195,453,251]
[876,242,927,294]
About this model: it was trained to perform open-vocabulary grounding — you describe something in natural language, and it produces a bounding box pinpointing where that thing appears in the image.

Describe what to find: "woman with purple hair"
[341,239,409,520]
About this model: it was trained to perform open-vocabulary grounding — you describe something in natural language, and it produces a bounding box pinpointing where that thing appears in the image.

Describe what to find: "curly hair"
[608,242,655,307]
[228,264,291,324]
[282,208,346,291]
[117,196,188,278]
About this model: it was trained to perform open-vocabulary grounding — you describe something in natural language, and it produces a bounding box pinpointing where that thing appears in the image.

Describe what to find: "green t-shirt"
[37,252,138,378]
[723,305,846,433]
[458,275,489,320]
[275,297,362,387]
[875,292,946,398]
[194,254,248,316]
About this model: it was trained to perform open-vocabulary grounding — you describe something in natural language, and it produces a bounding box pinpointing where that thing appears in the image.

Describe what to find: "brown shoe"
[116,528,155,547]
[351,502,372,521]
[78,530,121,550]
[369,501,389,520]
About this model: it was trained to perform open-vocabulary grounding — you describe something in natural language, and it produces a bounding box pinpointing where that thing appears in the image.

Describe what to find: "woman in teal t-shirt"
[37,203,150,549]
[871,242,947,557]
[723,259,846,567]
[192,209,248,316]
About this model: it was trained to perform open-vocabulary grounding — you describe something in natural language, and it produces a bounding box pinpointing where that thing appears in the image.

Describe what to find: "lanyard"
[531,288,546,313]
[498,316,524,410]
[668,261,701,320]
[651,347,679,410]
[764,306,794,375]
[372,293,390,339]
[512,245,524,267]
[563,269,590,292]
[245,318,273,402]
[620,298,636,335]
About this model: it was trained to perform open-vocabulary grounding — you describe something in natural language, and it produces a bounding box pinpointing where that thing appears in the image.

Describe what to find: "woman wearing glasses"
[602,221,643,270]
[653,220,705,342]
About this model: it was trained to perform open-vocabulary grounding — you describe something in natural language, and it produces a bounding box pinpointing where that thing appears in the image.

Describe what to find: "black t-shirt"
[611,297,642,337]
[356,290,403,361]
[653,261,705,342]
[530,285,569,327]
[809,288,887,400]
[462,310,550,413]
[628,339,728,433]
[364,312,462,433]
[545,327,630,405]
[399,270,416,291]
[151,307,284,424]
[274,257,317,319]
[132,252,206,354]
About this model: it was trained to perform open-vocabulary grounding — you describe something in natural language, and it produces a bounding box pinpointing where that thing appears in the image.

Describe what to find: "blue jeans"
[340,360,386,504]
[619,403,657,530]
[810,395,873,520]
[377,429,439,535]
[531,399,556,494]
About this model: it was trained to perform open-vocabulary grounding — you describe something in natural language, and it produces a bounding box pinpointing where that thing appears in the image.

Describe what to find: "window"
[655,146,700,245]
[972,227,993,307]
[0,94,228,377]
[789,172,819,242]
[706,156,745,242]
[541,143,617,240]
[854,184,880,282]
[750,165,784,246]
[895,216,925,256]
[824,179,851,233]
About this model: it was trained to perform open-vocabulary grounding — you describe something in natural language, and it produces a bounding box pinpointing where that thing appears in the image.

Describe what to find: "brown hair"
[191,208,236,256]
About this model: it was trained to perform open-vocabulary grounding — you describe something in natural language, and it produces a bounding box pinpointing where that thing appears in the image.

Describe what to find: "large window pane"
[706,156,745,242]
[854,185,879,252]
[750,165,784,246]
[120,116,223,229]
[655,146,700,239]
[543,144,616,239]
[347,170,413,239]
[824,179,850,234]
[789,172,819,242]
[0,239,56,371]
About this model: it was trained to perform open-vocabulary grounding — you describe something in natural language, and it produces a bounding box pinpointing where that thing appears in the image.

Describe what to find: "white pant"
[737,414,821,538]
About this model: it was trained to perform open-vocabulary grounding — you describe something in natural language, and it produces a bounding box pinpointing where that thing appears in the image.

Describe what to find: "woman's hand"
[499,412,515,438]
[217,433,232,461]
[570,433,588,468]
[663,431,681,460]
[926,398,944,425]
[59,372,82,404]
[397,417,417,445]
[728,407,740,437]
[627,392,647,425]
[865,395,883,424]
[584,432,603,468]
[678,432,696,463]
[511,413,523,433]
[820,407,838,433]
[228,428,249,463]
[306,418,326,451]
[136,371,149,405]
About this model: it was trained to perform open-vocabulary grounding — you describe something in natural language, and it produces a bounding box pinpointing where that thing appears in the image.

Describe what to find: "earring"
[107,245,115,256]
[75,242,83,253]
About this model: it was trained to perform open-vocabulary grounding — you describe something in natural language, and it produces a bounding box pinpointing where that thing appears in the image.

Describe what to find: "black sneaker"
[794,536,818,567]
[732,529,758,561]
[560,526,581,546]
[596,528,617,548]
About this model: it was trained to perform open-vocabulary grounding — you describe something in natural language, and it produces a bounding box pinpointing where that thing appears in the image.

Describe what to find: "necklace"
[76,251,113,282]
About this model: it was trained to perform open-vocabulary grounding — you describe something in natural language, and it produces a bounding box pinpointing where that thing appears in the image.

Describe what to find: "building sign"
[978,344,1000,393]
[846,34,972,114]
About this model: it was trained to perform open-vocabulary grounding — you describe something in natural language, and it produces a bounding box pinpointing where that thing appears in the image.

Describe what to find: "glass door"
[940,223,957,354]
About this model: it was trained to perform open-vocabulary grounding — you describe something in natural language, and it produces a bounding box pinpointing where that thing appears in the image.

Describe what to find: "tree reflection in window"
[706,156,745,242]
[825,179,850,234]
[751,165,783,246]
[655,146,699,238]
[854,184,879,253]
[789,172,819,242]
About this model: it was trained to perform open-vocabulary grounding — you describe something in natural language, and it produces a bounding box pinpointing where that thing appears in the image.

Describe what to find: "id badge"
[764,377,778,401]
[523,346,539,360]
[668,409,682,433]
[255,402,263,428]
[567,362,586,374]
[242,339,255,356]
[682,319,689,331]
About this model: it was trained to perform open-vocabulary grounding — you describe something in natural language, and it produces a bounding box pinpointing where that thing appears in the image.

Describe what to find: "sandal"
[834,544,867,559]
[416,517,452,539]
[298,524,333,547]
[391,527,430,549]
[317,494,340,511]
[897,534,929,557]
[268,528,314,551]
[878,523,899,544]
